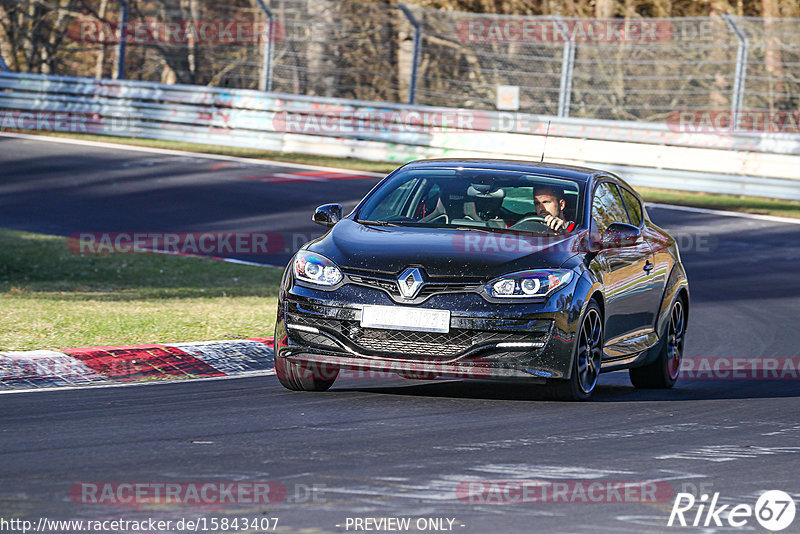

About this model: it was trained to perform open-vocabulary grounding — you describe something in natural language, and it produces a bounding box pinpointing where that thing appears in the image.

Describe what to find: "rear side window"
[620,188,643,227]
[592,182,628,234]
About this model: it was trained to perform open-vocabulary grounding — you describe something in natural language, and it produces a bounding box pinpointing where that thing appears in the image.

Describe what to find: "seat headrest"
[467,184,505,199]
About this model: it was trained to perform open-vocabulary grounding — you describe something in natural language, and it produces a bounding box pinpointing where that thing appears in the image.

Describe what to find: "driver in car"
[534,186,576,232]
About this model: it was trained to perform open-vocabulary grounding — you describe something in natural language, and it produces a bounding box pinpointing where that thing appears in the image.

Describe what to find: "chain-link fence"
[739,17,800,113]
[1,0,798,121]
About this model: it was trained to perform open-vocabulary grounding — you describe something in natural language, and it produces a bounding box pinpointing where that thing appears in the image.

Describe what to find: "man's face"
[534,192,565,218]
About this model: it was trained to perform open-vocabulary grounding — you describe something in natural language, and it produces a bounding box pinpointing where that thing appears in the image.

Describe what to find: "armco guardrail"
[0,71,798,200]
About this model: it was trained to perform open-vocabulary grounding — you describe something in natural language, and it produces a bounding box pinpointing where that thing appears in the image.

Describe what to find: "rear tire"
[275,356,338,392]
[629,298,686,389]
[547,301,603,401]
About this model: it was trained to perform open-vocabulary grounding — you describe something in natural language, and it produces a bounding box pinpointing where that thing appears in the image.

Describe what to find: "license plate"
[360,305,450,333]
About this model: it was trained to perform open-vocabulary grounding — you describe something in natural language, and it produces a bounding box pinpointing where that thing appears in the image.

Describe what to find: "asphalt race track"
[0,135,372,266]
[1,135,800,533]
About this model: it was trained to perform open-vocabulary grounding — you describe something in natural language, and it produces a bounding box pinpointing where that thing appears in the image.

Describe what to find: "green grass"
[0,229,284,351]
[22,131,800,219]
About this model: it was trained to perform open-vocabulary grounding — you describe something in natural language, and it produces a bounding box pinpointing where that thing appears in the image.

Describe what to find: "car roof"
[400,158,606,183]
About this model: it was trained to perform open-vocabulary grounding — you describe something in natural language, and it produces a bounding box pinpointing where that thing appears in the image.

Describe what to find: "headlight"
[487,269,573,298]
[293,251,343,287]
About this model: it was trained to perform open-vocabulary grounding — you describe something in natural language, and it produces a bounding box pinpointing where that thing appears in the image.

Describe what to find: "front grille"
[287,312,549,358]
[345,324,475,356]
[346,274,481,302]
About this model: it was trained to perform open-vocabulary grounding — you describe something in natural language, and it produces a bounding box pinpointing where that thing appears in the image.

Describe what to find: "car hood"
[307,219,579,278]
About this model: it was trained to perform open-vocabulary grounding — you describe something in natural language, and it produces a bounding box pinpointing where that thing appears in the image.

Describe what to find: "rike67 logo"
[668,490,796,531]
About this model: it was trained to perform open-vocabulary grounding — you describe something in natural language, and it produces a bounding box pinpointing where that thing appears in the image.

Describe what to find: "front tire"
[275,356,338,392]
[548,301,603,401]
[629,298,686,389]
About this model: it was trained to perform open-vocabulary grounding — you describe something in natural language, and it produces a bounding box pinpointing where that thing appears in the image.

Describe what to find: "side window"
[592,182,628,235]
[620,188,643,227]
[368,178,419,219]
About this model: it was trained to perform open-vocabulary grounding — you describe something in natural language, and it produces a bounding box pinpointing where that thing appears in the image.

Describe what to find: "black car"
[274,159,689,400]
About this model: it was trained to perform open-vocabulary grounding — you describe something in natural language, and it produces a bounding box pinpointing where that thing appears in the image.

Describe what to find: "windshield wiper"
[452,226,511,234]
[357,219,400,227]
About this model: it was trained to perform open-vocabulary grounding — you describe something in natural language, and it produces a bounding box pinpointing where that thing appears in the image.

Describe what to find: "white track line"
[4,132,798,226]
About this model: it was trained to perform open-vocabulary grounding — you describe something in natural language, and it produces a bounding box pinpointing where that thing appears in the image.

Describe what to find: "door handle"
[643,260,654,273]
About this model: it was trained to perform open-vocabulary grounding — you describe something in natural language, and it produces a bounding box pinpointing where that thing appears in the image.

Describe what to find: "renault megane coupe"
[274,159,689,400]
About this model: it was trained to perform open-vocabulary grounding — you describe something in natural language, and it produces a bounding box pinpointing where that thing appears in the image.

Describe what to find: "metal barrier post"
[558,38,576,117]
[0,48,10,72]
[254,0,274,92]
[722,14,748,123]
[115,0,129,79]
[397,4,422,105]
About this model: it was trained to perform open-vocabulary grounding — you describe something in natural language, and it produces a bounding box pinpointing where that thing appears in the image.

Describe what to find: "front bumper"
[275,278,583,382]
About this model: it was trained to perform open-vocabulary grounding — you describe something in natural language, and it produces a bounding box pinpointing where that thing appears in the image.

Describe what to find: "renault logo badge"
[397,267,424,299]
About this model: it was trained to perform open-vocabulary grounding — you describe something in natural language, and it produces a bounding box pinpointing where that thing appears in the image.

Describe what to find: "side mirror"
[601,222,641,249]
[313,203,342,227]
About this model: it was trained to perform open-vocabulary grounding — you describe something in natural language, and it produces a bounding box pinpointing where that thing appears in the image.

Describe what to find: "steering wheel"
[509,213,550,231]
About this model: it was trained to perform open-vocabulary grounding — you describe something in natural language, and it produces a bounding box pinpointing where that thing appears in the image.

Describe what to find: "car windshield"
[357,167,584,234]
